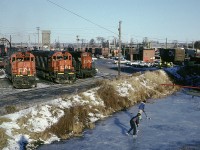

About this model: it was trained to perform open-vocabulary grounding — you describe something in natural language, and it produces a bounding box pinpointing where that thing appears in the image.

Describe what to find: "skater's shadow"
[114,118,128,135]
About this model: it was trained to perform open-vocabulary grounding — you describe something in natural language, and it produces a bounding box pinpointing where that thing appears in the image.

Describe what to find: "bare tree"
[194,41,200,49]
[143,37,149,48]
[89,39,96,47]
[102,40,109,48]
[80,39,85,48]
[55,42,60,50]
[96,36,105,47]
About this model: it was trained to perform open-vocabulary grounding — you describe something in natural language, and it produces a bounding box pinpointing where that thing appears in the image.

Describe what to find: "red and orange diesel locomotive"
[69,51,96,78]
[5,51,37,88]
[31,50,76,83]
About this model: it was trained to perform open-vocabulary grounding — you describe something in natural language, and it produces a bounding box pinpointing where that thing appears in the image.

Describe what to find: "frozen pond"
[38,90,200,150]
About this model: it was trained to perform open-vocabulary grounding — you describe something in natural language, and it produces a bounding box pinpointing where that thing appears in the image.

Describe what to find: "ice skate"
[132,134,137,138]
[126,132,130,136]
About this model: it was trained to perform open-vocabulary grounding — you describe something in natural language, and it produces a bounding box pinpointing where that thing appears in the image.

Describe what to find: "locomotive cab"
[70,51,96,78]
[5,52,37,88]
[31,50,76,83]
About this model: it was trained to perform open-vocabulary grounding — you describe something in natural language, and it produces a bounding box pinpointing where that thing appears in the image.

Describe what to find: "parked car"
[153,60,161,67]
[92,57,97,61]
[99,55,104,59]
[144,62,153,67]
[126,61,141,67]
[138,61,153,67]
[126,61,139,67]
[113,58,128,64]
[126,61,131,66]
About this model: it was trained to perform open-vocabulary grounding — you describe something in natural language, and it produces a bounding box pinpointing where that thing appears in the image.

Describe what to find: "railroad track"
[0,74,116,115]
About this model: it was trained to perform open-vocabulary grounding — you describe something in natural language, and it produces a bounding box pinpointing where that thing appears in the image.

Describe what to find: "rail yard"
[1,1,200,149]
[0,76,98,115]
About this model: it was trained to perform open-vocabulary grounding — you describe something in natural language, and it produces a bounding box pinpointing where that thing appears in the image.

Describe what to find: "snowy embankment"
[0,69,50,96]
[0,69,180,150]
[0,69,6,79]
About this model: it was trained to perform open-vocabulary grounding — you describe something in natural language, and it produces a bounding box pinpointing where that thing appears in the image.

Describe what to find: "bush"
[5,105,18,114]
[0,128,8,150]
[45,105,92,139]
[97,80,131,112]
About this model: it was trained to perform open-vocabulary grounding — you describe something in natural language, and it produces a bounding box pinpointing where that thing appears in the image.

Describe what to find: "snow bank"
[0,69,6,78]
[116,81,133,97]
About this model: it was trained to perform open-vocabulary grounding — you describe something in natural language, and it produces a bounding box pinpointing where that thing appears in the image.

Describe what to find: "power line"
[46,0,118,36]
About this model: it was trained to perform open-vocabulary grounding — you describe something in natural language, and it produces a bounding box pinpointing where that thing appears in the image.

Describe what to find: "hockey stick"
[144,111,151,120]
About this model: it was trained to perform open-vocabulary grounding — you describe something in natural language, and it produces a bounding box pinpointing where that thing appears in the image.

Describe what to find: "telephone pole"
[76,35,79,51]
[118,21,122,77]
[192,41,194,49]
[37,27,40,50]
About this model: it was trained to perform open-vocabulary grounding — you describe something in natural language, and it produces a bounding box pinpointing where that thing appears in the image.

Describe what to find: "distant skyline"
[0,0,200,44]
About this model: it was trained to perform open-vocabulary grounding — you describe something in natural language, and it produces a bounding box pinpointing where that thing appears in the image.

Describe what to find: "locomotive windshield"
[57,56,63,60]
[17,58,23,61]
[53,55,63,60]
[24,57,30,61]
[64,56,68,60]
[12,57,16,62]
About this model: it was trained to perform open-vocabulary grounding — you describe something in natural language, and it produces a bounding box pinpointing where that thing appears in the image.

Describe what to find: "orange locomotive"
[5,51,37,88]
[31,50,76,83]
[69,51,96,78]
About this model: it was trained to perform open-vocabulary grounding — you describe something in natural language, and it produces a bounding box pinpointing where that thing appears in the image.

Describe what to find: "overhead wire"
[1,1,194,44]
[46,0,118,36]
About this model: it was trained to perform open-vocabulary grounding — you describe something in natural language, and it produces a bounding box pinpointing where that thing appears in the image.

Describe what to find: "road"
[95,58,158,75]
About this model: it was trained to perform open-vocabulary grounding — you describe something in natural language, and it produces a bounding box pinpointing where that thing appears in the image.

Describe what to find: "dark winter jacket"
[130,114,140,127]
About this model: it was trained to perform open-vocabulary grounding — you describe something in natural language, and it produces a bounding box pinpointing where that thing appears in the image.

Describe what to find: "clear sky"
[0,0,200,43]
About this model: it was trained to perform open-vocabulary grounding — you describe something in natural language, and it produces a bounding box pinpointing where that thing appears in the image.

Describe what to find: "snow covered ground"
[0,69,50,95]
[1,86,109,150]
[0,69,6,79]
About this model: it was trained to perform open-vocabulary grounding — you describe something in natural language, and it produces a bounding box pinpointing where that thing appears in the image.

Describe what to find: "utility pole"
[58,36,60,51]
[10,35,12,48]
[130,38,133,62]
[28,35,30,49]
[118,21,122,77]
[124,42,126,57]
[88,40,89,51]
[76,35,79,51]
[37,27,40,50]
[186,39,188,49]
[165,38,167,49]
[192,41,194,49]
[114,37,116,49]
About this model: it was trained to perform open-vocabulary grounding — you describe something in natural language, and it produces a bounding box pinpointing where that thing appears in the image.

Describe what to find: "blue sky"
[0,0,200,43]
